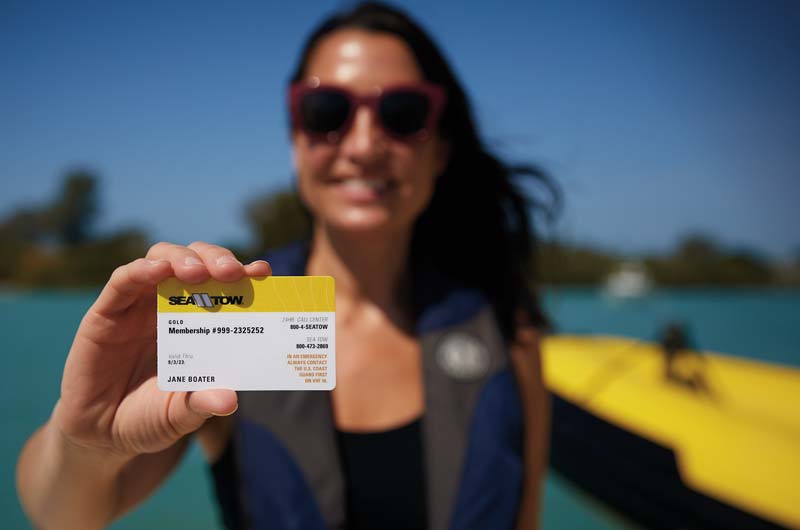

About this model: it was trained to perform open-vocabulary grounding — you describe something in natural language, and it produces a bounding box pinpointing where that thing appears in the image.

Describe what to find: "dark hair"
[289,1,559,339]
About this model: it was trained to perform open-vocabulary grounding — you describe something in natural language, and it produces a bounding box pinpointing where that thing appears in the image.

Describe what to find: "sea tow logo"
[168,293,245,307]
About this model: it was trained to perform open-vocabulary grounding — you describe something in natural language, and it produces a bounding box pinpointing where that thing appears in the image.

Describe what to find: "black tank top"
[335,416,428,530]
[210,417,429,530]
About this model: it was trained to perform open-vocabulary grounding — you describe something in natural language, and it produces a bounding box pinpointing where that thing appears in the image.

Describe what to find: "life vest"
[216,242,546,530]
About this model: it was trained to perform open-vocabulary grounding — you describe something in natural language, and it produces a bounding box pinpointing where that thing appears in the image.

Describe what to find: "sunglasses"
[289,80,446,141]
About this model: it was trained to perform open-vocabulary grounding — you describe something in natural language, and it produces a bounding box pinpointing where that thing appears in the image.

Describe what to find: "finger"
[187,241,245,282]
[244,260,272,277]
[168,389,238,437]
[146,242,210,284]
[92,258,172,315]
[189,389,238,417]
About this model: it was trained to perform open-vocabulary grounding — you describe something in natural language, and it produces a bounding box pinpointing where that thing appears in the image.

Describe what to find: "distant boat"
[543,334,800,530]
[604,260,653,298]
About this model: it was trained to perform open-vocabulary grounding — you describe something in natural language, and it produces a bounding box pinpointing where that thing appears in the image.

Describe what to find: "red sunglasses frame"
[288,80,447,142]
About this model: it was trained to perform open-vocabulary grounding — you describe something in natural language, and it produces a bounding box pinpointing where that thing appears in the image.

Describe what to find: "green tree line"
[2,171,798,287]
[0,171,148,286]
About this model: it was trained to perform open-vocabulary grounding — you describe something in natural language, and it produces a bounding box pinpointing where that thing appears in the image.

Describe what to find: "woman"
[17,3,555,529]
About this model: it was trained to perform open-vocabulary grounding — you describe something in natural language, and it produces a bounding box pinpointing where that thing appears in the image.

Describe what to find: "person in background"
[660,321,712,396]
[17,3,557,529]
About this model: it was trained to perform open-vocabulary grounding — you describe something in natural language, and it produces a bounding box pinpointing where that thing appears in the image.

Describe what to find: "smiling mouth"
[331,177,396,197]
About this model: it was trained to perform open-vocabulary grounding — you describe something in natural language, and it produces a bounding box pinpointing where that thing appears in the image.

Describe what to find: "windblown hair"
[288,1,559,339]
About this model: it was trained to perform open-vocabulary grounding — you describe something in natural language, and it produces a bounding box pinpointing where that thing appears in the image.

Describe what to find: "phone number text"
[212,326,265,334]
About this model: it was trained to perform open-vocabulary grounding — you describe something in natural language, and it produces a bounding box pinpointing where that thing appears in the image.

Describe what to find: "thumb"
[188,389,238,417]
[169,389,238,436]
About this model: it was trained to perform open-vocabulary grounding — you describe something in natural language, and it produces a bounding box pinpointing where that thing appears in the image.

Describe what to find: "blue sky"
[2,0,798,259]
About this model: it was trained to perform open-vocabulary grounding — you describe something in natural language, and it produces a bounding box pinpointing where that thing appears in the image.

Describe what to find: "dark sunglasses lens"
[300,90,350,134]
[379,91,430,135]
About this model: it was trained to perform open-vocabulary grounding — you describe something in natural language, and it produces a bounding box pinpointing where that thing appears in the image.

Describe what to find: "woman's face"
[292,29,449,237]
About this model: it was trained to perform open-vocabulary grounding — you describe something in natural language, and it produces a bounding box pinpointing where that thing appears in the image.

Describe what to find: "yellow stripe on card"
[157,276,335,313]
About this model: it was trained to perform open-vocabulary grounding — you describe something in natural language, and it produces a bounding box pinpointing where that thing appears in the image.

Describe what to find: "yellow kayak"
[542,334,800,530]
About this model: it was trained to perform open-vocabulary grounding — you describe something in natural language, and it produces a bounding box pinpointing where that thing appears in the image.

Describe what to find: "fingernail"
[213,403,239,417]
[216,256,242,267]
[184,256,204,266]
[145,259,169,266]
[250,259,269,266]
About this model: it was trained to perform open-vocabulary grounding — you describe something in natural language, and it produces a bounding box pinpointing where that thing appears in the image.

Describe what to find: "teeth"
[340,179,389,191]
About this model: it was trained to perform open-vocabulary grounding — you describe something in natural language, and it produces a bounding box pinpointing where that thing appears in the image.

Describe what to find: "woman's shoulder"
[258,240,309,276]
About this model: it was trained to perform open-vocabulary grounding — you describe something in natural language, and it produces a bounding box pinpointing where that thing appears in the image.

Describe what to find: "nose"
[338,105,388,167]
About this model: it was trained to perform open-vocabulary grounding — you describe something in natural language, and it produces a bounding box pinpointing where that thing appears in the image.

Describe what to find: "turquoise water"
[2,289,798,529]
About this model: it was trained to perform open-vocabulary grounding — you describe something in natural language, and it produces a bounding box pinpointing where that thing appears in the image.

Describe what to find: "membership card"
[157,276,335,391]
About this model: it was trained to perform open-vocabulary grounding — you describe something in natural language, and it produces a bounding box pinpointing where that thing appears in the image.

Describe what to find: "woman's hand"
[18,241,270,529]
[52,241,271,459]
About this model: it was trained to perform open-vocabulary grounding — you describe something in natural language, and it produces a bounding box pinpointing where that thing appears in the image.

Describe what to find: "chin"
[324,207,409,236]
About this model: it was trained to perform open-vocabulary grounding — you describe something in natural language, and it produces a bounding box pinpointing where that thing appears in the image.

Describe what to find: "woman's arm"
[16,242,267,530]
[511,324,551,530]
[17,417,192,530]
[17,418,130,530]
